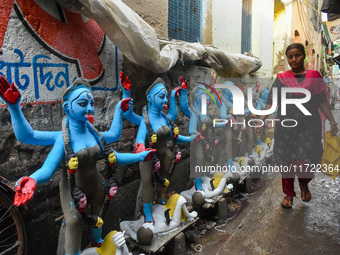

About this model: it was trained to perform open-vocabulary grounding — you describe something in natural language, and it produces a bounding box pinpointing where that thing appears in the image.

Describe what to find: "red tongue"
[163,104,168,110]
[86,114,94,124]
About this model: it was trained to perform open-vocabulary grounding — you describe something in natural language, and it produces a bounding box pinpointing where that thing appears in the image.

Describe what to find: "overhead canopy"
[321,0,340,15]
[57,0,261,74]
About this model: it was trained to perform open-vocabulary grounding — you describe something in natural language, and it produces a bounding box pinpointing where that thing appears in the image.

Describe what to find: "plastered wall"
[122,0,168,37]
[212,0,242,54]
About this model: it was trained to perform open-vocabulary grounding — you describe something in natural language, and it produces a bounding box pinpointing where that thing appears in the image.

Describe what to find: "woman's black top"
[266,74,327,165]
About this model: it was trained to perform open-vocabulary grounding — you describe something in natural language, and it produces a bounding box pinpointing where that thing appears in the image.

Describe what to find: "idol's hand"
[179,76,188,89]
[120,71,131,91]
[173,86,181,97]
[134,143,157,161]
[134,143,146,153]
[193,132,203,143]
[120,97,132,113]
[144,148,156,161]
[14,176,36,206]
[112,231,126,249]
[0,75,21,105]
[139,148,156,162]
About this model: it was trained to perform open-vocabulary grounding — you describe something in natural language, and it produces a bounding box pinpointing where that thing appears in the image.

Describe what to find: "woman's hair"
[285,43,306,58]
[62,77,91,102]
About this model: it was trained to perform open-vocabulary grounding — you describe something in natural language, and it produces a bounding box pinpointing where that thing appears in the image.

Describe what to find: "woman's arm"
[319,102,339,135]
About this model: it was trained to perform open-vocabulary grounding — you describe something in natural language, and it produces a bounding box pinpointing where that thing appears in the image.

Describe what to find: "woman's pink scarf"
[277,69,327,96]
[277,69,329,137]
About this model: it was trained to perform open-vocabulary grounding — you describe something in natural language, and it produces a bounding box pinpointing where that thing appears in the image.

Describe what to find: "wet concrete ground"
[190,173,340,255]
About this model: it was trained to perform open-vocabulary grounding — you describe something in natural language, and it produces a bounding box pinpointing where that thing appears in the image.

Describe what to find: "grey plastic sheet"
[57,0,262,74]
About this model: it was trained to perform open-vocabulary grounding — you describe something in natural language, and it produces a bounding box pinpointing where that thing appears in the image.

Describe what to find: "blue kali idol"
[120,73,194,243]
[0,75,155,255]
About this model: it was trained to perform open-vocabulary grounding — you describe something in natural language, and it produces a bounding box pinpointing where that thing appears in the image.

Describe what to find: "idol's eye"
[159,94,165,99]
[90,101,94,107]
[78,102,88,107]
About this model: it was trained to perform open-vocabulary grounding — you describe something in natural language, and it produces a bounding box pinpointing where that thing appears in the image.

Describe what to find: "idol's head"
[146,78,168,110]
[62,78,94,122]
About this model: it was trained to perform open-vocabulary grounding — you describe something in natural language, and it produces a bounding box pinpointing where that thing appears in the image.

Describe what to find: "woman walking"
[255,43,338,208]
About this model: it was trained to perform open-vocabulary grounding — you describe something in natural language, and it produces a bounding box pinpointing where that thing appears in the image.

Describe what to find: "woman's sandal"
[281,195,293,208]
[300,185,311,202]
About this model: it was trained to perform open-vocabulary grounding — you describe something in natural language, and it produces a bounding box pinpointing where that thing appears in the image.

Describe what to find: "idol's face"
[66,88,94,122]
[149,83,168,110]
